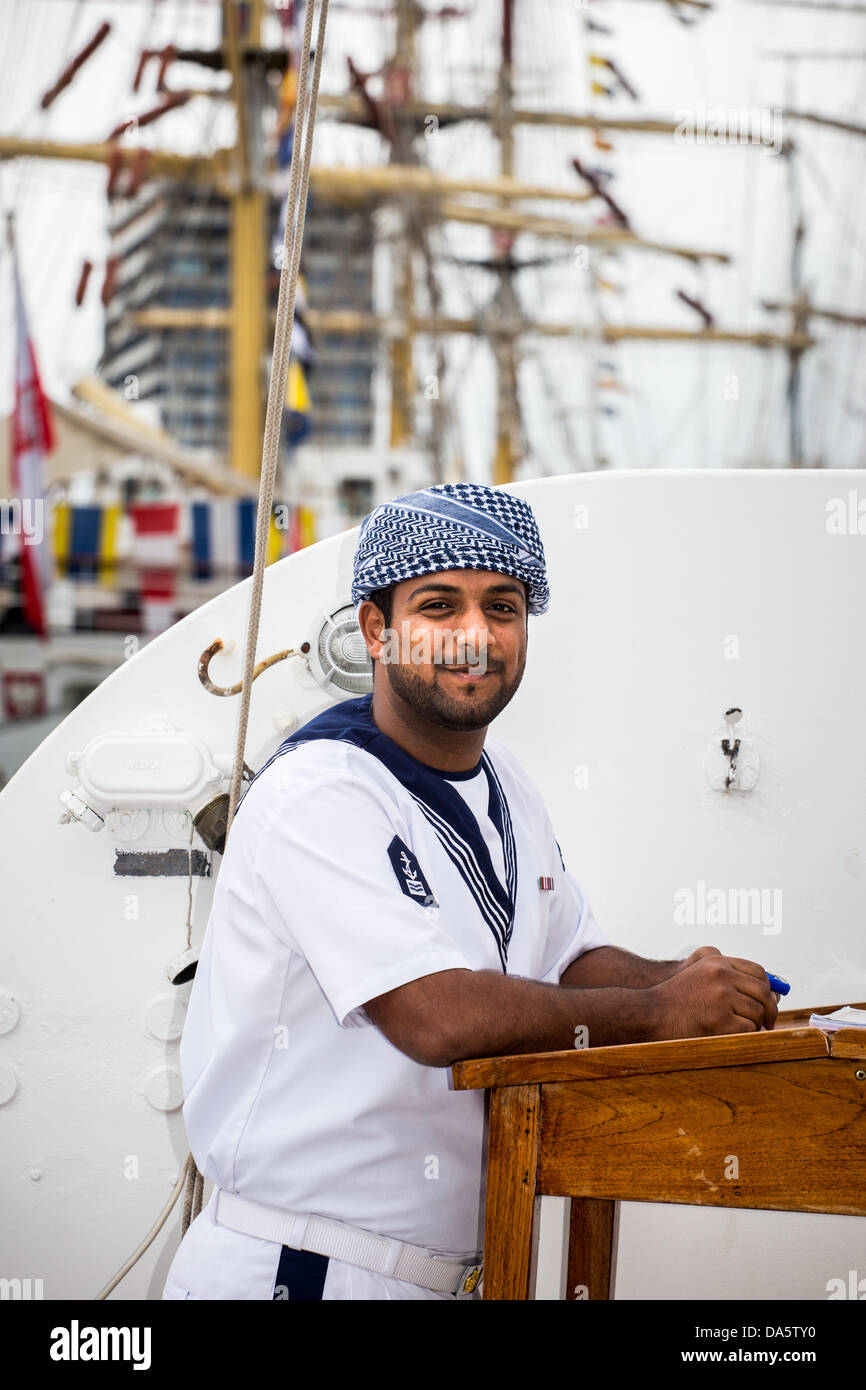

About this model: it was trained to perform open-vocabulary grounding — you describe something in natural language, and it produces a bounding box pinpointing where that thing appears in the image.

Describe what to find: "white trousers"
[162,1190,469,1301]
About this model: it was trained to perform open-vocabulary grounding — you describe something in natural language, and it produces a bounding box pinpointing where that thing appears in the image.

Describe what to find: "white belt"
[210,1187,483,1297]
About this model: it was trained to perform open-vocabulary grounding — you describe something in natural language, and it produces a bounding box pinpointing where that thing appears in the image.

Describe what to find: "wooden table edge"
[451,1003,866,1091]
[451,1027,835,1090]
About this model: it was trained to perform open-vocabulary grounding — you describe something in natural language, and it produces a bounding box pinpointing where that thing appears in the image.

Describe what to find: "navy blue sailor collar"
[271,694,518,968]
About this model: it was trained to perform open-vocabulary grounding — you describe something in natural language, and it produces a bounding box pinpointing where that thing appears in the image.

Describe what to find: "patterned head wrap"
[351,482,550,616]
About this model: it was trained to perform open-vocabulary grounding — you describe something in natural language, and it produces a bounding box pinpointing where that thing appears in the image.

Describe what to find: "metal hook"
[721,707,743,789]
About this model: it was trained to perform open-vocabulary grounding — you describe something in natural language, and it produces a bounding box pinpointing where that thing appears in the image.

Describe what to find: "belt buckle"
[457,1262,483,1296]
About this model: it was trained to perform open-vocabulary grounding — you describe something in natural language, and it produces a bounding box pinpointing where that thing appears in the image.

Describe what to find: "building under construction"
[100,180,378,459]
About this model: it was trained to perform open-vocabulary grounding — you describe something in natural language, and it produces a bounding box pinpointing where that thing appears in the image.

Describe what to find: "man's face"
[364,569,528,732]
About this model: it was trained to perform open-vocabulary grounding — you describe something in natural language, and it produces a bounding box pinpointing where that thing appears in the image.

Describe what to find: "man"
[163,482,777,1301]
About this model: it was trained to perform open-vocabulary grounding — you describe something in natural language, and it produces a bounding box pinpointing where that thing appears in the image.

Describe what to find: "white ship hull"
[1,469,864,1300]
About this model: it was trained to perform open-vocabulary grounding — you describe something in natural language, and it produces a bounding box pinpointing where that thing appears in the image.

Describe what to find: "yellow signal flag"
[266,510,283,567]
[298,506,316,549]
[99,504,121,588]
[53,501,71,577]
[285,358,311,414]
[278,67,299,129]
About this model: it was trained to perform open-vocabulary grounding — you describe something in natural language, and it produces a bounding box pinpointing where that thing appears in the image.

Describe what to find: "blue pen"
[766,972,790,996]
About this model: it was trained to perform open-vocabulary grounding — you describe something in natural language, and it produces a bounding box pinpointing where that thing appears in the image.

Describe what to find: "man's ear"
[357,598,387,659]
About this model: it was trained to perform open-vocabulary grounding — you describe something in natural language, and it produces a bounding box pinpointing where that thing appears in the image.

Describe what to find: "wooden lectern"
[451,1004,866,1300]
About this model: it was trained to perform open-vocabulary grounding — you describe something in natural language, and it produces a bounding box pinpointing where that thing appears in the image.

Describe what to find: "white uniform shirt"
[180,710,610,1261]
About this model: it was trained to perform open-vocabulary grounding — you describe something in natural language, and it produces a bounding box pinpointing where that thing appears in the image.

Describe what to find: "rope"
[178,0,330,1238]
[94,0,331,1289]
[226,0,330,835]
[182,1152,196,1234]
[192,1162,205,1222]
[95,1153,193,1301]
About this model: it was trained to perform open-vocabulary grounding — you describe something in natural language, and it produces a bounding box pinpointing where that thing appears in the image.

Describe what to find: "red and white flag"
[11,244,56,637]
[128,501,180,633]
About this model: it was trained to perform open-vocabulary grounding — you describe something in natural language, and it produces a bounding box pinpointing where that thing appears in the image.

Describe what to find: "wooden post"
[566,1198,617,1301]
[482,1083,541,1300]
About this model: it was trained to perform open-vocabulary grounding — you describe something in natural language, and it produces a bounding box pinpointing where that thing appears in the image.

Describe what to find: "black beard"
[383,656,525,732]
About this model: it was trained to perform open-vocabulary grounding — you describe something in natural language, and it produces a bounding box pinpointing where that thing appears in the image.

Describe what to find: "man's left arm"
[560,943,720,990]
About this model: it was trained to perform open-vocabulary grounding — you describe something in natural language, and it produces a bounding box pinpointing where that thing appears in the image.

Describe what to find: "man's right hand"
[647,952,778,1040]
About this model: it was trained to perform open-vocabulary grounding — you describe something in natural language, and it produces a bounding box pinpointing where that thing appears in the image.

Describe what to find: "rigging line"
[418,248,472,472]
[425,225,481,475]
[811,63,866,462]
[524,254,577,470]
[740,42,791,465]
[225,0,330,837]
[7,0,85,221]
[753,347,777,463]
[19,0,161,371]
[402,26,487,479]
[430,281,487,470]
[629,340,657,471]
[830,82,866,461]
[3,1,51,131]
[694,256,710,468]
[828,241,866,464]
[649,343,709,468]
[520,263,555,470]
[438,221,491,332]
[39,177,105,392]
[531,347,577,473]
[728,38,759,468]
[2,1,90,397]
[794,53,863,455]
[828,213,866,463]
[797,137,866,272]
[0,2,39,129]
[741,338,765,465]
[618,341,647,472]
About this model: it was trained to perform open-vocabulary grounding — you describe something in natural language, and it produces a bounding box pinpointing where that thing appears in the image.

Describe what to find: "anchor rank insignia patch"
[387,835,438,908]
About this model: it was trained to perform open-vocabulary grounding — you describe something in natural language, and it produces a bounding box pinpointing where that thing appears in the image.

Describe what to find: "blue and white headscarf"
[351,482,550,616]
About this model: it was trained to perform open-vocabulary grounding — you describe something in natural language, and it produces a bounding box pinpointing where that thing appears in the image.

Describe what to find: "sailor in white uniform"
[163,482,777,1301]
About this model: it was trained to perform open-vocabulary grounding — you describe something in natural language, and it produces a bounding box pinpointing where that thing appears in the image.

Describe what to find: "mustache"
[436,661,500,671]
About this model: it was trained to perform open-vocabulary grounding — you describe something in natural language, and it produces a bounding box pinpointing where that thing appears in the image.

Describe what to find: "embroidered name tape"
[387,835,438,908]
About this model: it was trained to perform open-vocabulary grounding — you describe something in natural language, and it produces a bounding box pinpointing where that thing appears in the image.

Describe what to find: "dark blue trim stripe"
[272,1246,329,1300]
[409,794,509,970]
[481,752,518,953]
[410,791,508,929]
